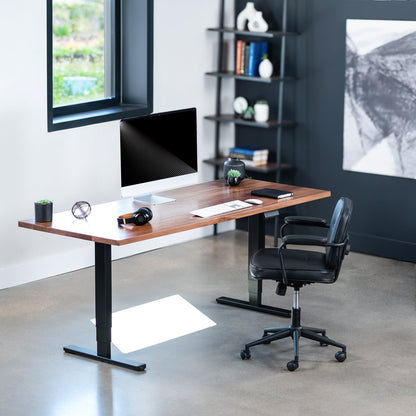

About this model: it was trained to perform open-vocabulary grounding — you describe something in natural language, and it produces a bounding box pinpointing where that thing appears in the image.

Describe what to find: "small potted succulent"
[227,169,242,186]
[34,199,53,222]
[242,106,255,120]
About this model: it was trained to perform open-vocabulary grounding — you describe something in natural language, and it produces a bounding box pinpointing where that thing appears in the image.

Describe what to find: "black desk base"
[64,345,146,372]
[216,213,291,318]
[64,214,290,372]
[63,242,146,372]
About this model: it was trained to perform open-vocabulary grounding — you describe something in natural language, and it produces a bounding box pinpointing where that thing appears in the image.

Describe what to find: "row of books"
[235,40,268,77]
[229,146,269,166]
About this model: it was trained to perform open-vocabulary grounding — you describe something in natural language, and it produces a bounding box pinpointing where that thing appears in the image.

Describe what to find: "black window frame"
[47,0,153,132]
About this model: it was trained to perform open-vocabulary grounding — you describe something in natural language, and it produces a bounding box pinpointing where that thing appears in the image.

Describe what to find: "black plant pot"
[227,176,241,186]
[223,157,246,180]
[34,202,53,222]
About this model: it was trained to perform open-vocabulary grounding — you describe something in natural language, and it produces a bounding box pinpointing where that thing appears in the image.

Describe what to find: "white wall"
[0,0,235,289]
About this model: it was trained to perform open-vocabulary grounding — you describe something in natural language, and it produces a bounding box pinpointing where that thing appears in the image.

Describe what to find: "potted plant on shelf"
[227,169,242,186]
[34,199,53,222]
[254,99,269,122]
[242,106,255,120]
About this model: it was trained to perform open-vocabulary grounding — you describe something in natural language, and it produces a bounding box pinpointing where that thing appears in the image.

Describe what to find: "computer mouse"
[244,198,263,205]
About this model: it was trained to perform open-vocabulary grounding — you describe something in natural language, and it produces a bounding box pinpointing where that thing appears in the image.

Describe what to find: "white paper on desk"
[91,294,216,353]
[190,200,252,218]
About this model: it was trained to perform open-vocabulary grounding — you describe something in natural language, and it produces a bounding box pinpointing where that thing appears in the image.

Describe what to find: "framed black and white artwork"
[343,19,416,180]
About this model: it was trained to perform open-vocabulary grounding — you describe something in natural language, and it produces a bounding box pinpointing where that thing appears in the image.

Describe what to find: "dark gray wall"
[294,0,416,262]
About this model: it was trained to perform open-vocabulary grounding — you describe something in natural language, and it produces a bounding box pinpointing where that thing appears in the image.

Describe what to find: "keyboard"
[190,200,252,218]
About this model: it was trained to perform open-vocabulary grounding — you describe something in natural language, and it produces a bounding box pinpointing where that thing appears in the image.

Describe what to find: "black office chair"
[240,197,353,371]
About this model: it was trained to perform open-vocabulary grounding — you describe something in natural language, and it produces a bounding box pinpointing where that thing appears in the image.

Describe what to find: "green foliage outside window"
[53,0,106,107]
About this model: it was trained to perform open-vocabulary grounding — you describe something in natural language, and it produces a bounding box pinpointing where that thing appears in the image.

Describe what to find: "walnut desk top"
[18,179,330,246]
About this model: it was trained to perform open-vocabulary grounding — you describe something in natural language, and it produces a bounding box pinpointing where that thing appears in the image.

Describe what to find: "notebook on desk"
[251,188,293,199]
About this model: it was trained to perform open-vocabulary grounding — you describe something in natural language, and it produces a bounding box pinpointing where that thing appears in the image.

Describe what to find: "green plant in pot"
[34,199,53,222]
[227,169,242,186]
[242,106,255,120]
[254,99,269,122]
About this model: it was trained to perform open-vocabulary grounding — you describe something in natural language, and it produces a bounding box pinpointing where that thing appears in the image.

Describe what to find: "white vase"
[259,58,273,78]
[254,103,269,122]
[247,11,268,33]
[236,2,257,31]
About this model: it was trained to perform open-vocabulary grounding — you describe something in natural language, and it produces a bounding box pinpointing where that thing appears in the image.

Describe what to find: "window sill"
[49,104,152,132]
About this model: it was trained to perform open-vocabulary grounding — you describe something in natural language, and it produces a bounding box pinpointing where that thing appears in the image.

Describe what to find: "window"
[47,0,153,132]
[52,0,111,107]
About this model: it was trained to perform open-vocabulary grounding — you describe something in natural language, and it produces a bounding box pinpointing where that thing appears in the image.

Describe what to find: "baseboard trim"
[350,231,416,263]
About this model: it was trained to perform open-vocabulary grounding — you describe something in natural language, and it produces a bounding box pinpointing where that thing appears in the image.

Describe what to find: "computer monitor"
[120,108,198,204]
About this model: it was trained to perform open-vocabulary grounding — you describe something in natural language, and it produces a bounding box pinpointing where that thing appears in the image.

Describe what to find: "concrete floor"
[0,230,415,416]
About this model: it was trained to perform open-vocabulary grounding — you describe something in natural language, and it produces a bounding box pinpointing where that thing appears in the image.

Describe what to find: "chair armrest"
[281,234,327,247]
[281,216,329,238]
[278,235,348,287]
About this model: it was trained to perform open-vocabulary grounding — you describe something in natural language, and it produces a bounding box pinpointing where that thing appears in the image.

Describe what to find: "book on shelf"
[229,146,269,158]
[241,159,268,167]
[235,41,268,77]
[243,42,250,75]
[235,40,243,75]
[228,146,269,166]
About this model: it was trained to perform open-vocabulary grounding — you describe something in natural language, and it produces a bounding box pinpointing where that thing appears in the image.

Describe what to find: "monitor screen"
[120,108,198,202]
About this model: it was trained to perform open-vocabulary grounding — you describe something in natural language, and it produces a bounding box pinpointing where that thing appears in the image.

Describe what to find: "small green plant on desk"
[34,199,53,222]
[227,169,242,186]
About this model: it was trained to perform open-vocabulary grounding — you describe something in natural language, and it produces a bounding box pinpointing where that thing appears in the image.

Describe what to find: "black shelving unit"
[204,0,296,183]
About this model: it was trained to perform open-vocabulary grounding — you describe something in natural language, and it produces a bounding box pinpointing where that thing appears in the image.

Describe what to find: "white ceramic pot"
[254,103,269,123]
[259,58,273,79]
[236,2,257,31]
[248,11,268,33]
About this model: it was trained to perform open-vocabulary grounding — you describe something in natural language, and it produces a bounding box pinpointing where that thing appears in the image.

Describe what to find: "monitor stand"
[133,193,175,205]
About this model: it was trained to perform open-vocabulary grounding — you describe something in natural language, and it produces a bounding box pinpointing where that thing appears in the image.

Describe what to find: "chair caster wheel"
[335,351,346,362]
[287,360,298,371]
[241,349,251,360]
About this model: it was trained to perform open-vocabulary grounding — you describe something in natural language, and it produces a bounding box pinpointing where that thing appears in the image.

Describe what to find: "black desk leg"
[216,213,290,317]
[64,242,146,371]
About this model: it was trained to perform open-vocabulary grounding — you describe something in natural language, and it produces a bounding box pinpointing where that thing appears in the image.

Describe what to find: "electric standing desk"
[18,179,330,371]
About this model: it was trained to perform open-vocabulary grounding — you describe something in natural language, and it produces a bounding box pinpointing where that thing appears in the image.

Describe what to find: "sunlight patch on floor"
[91,294,216,353]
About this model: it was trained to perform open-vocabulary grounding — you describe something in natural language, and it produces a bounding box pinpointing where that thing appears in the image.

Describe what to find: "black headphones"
[117,207,153,226]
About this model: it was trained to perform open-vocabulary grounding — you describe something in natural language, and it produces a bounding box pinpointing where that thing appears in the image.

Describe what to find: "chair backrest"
[325,197,353,272]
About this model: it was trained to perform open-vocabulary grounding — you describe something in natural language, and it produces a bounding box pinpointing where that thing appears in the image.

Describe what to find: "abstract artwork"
[343,19,416,179]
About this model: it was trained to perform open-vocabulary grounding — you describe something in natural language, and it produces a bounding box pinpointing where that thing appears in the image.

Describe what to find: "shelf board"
[203,157,293,174]
[205,71,295,83]
[207,27,297,38]
[205,114,295,129]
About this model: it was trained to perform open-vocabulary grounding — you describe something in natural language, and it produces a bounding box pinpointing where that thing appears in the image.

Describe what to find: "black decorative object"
[223,157,246,181]
[34,199,53,222]
[71,201,92,219]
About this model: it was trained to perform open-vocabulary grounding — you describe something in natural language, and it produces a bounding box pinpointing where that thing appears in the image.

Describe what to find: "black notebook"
[251,188,293,199]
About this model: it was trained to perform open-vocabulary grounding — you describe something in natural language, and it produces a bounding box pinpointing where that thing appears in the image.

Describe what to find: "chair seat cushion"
[250,248,336,284]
